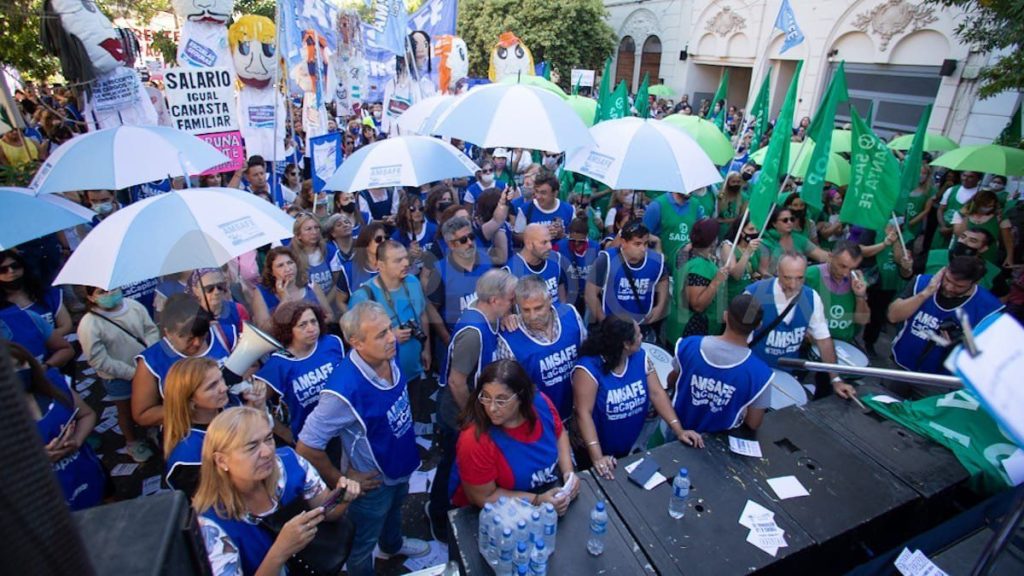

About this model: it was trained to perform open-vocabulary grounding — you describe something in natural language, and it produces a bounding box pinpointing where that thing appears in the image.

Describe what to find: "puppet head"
[336,9,364,56]
[229,15,277,89]
[291,30,330,93]
[407,30,432,76]
[488,32,534,83]
[172,0,234,25]
[43,0,125,80]
[435,35,468,95]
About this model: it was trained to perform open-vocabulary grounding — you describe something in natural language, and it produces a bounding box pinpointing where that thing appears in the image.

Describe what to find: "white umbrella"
[54,188,294,289]
[323,135,478,192]
[0,187,96,249]
[30,125,228,195]
[432,84,594,152]
[396,94,456,135]
[564,117,722,193]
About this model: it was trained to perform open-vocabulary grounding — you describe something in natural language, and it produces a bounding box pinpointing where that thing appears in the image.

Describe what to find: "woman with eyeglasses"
[572,316,703,480]
[348,223,386,292]
[132,293,231,428]
[757,206,830,276]
[289,213,339,306]
[451,359,580,515]
[280,162,302,205]
[187,268,249,351]
[251,247,332,332]
[392,195,437,274]
[0,250,72,338]
[782,193,819,244]
[79,285,161,463]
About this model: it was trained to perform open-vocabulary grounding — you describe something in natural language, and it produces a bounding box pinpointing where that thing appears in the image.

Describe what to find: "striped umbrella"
[322,136,478,192]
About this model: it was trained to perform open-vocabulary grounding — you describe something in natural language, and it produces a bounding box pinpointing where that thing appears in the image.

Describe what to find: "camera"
[402,320,428,343]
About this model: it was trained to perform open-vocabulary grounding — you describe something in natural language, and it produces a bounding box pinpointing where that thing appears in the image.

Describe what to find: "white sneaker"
[127,442,153,463]
[377,537,430,559]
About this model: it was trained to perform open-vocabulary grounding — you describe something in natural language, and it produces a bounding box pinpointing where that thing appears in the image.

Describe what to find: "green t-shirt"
[723,242,755,303]
[804,263,858,342]
[717,191,749,240]
[931,185,969,249]
[877,245,909,293]
[665,255,725,345]
[761,229,814,268]
[902,187,934,241]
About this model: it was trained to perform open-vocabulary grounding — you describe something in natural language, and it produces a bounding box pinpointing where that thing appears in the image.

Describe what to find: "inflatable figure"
[290,30,335,152]
[488,32,535,82]
[41,0,156,129]
[173,0,234,69]
[229,15,286,160]
[435,35,469,95]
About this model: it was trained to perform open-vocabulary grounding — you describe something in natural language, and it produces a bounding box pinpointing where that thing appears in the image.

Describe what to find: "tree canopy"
[457,0,617,86]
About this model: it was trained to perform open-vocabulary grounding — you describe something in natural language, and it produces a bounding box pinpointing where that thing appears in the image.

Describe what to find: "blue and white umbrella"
[0,187,96,249]
[432,84,594,153]
[30,125,229,195]
[565,117,722,193]
[397,94,456,135]
[323,135,479,192]
[54,188,294,289]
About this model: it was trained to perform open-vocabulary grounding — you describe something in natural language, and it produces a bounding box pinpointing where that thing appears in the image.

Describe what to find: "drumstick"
[850,395,867,411]
[769,380,807,411]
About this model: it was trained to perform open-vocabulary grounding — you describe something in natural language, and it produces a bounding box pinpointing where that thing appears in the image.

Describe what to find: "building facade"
[603,0,1019,144]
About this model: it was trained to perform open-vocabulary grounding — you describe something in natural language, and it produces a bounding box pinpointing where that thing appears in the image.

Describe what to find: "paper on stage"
[738,500,787,556]
[767,476,810,499]
[895,547,949,576]
[624,458,668,490]
[111,463,140,477]
[142,475,163,495]
[729,436,763,458]
[1002,449,1024,486]
[409,468,436,494]
[870,394,901,404]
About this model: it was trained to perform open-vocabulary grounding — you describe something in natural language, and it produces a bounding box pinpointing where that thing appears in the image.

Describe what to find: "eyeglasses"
[451,233,473,246]
[203,283,229,294]
[0,262,24,274]
[479,392,518,409]
[778,217,794,223]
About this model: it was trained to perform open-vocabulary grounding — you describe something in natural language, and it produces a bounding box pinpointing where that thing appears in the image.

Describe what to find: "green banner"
[749,68,772,148]
[749,61,803,228]
[594,57,613,123]
[708,69,730,132]
[802,62,849,212]
[839,108,900,231]
[898,103,932,212]
[635,72,651,119]
[603,80,629,122]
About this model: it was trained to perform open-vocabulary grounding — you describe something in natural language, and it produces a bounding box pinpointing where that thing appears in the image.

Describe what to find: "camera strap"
[366,277,416,325]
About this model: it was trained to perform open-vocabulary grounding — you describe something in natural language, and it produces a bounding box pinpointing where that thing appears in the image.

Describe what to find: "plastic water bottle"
[586,502,608,556]
[478,503,494,556]
[517,564,530,576]
[512,540,530,573]
[529,509,543,545]
[486,515,503,566]
[514,519,528,545]
[669,468,690,519]
[496,527,515,576]
[541,503,558,551]
[530,539,549,575]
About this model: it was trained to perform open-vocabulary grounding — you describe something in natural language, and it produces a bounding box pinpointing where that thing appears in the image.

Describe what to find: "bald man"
[503,223,568,304]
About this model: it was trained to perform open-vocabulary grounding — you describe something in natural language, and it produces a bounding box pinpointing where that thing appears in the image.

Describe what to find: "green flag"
[865,101,875,129]
[801,62,849,212]
[840,108,901,232]
[898,104,932,212]
[572,75,581,96]
[594,58,613,123]
[635,72,651,119]
[707,69,730,132]
[604,80,629,121]
[998,101,1022,146]
[749,61,803,228]
[749,67,772,148]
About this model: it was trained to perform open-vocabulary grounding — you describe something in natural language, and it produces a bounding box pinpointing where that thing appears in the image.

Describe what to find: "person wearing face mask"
[9,341,105,511]
[816,187,848,251]
[667,219,729,344]
[463,160,507,205]
[79,285,161,463]
[85,189,119,220]
[889,256,1003,380]
[932,170,982,250]
[720,218,763,304]
[556,218,600,313]
[332,190,369,235]
[490,148,516,187]
[739,162,758,190]
[925,229,1001,290]
[951,190,1013,268]
[541,151,561,173]
[717,172,749,239]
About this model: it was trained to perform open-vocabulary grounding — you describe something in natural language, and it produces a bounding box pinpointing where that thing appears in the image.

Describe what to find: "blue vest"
[574,349,649,457]
[138,331,230,396]
[255,335,346,437]
[892,275,1003,374]
[556,238,599,305]
[346,263,379,295]
[303,243,337,296]
[121,278,159,318]
[256,284,319,314]
[215,303,242,351]
[156,279,186,300]
[393,221,438,256]
[436,254,492,329]
[500,304,583,420]
[745,279,816,368]
[671,337,774,433]
[322,355,419,480]
[201,449,307,576]
[504,253,563,304]
[166,427,205,493]
[360,189,394,221]
[36,370,106,511]
[465,180,507,204]
[25,286,63,328]
[441,307,501,389]
[522,200,575,229]
[0,305,48,360]
[600,248,664,321]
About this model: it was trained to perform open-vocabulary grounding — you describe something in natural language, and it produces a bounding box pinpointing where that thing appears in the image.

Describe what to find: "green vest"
[877,245,909,293]
[865,390,1018,494]
[724,242,754,304]
[925,250,1000,291]
[805,263,858,342]
[654,194,701,270]
[691,190,717,224]
[665,255,724,345]
[903,187,933,241]
[931,185,970,249]
[717,191,749,239]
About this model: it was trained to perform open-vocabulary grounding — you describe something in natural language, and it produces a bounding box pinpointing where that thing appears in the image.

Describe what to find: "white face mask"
[542,157,558,170]
[479,173,494,186]
[989,182,1005,192]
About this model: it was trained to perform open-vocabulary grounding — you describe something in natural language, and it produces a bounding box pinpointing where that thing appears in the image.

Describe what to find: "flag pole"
[890,211,912,263]
[723,207,750,269]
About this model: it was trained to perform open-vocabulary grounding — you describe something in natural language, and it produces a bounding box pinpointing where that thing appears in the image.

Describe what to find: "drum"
[768,369,808,410]
[809,340,870,380]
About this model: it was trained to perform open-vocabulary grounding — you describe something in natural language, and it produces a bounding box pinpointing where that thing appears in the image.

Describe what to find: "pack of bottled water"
[477,496,558,576]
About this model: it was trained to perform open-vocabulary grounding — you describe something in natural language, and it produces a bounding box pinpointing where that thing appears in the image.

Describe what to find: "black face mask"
[791,210,806,220]
[340,202,356,214]
[950,241,979,258]
[742,233,757,243]
[0,277,25,291]
[436,201,453,214]
[726,184,741,193]
[741,172,753,182]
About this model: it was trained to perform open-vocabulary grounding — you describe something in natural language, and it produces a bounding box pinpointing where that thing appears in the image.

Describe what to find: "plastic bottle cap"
[679,467,689,477]
[596,501,606,511]
[518,542,527,551]
[503,528,512,536]
[536,540,545,550]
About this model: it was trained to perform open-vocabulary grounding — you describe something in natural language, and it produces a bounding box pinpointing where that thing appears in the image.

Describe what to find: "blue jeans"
[345,481,409,576]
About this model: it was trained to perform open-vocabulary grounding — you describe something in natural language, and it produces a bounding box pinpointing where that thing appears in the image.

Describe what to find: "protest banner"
[310,132,342,192]
[197,131,245,175]
[163,67,238,134]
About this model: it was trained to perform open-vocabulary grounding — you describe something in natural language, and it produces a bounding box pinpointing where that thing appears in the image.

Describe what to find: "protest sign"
[92,68,142,112]
[164,67,238,134]
[197,131,245,175]
[310,132,342,192]
[571,69,595,88]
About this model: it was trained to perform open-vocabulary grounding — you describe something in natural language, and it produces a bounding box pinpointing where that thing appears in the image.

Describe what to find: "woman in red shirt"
[452,359,580,515]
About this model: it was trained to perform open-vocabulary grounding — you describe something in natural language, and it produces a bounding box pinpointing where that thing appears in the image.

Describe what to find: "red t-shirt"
[452,393,564,507]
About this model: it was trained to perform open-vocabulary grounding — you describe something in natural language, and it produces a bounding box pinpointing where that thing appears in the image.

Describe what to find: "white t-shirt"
[940,185,978,207]
[773,279,830,340]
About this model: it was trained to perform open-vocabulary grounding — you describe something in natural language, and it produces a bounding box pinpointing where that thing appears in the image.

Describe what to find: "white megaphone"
[222,322,283,391]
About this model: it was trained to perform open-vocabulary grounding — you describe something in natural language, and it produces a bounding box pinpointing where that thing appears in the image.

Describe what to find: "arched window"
[615,36,636,87]
[639,36,662,87]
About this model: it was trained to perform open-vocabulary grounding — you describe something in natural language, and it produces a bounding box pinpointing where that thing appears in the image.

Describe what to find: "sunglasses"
[372,235,386,243]
[779,217,794,223]
[408,205,422,213]
[481,169,494,174]
[286,171,298,176]
[203,283,229,294]
[451,234,473,246]
[0,262,24,274]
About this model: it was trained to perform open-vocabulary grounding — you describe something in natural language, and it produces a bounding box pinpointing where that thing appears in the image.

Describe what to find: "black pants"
[427,422,457,543]
[863,283,895,349]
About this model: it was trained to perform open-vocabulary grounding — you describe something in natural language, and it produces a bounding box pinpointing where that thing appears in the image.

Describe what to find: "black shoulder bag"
[255,496,355,576]
[749,294,800,346]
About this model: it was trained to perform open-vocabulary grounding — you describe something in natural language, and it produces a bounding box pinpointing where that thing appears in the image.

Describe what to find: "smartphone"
[56,407,79,444]
[321,485,348,514]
